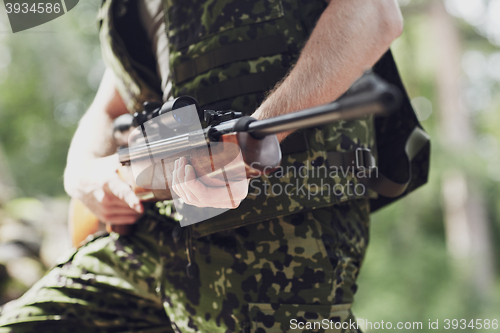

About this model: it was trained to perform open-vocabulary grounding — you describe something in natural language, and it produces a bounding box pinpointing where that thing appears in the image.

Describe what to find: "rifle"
[69,73,401,246]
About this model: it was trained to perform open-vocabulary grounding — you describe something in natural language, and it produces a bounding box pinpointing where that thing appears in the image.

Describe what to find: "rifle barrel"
[247,82,400,139]
[119,73,401,163]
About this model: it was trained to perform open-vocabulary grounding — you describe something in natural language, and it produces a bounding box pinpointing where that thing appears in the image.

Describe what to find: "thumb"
[106,177,144,213]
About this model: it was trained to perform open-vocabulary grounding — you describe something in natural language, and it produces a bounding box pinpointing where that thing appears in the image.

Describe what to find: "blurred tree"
[0,0,102,197]
[353,0,500,329]
[431,0,495,301]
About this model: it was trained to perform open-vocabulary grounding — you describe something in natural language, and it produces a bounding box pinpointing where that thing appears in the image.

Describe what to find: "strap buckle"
[355,147,376,170]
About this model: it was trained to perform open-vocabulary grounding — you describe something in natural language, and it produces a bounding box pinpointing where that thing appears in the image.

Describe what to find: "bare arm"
[64,69,143,224]
[65,69,127,165]
[173,0,404,208]
[253,0,403,141]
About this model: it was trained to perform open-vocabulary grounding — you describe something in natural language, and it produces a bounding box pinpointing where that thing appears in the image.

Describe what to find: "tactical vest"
[98,0,430,237]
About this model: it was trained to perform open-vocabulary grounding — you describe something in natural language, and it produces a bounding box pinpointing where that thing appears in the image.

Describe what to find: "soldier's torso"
[164,0,324,113]
[99,0,377,235]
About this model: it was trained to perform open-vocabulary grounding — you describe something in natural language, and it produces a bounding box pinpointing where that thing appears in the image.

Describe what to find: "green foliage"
[0,0,101,196]
[352,2,500,329]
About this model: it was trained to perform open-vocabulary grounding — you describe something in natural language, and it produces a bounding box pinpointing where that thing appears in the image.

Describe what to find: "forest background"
[0,0,499,330]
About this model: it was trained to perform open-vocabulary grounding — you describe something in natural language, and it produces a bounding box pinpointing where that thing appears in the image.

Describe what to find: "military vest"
[98,0,429,237]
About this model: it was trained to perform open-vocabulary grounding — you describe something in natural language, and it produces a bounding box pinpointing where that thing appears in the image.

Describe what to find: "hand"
[66,154,143,225]
[171,157,249,209]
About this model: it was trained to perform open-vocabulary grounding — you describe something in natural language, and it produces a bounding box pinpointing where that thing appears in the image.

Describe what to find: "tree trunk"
[431,0,495,298]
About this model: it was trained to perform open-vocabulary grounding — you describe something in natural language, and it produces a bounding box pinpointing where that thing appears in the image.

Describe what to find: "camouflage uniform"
[0,199,369,332]
[0,0,378,331]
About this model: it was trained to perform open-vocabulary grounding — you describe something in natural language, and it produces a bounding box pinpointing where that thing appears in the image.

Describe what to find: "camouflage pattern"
[98,0,429,227]
[165,0,377,232]
[98,0,377,220]
[98,0,163,113]
[191,118,377,238]
[0,199,369,332]
[0,0,379,331]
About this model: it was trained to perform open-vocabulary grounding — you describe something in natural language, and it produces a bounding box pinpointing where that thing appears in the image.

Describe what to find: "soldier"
[0,0,405,332]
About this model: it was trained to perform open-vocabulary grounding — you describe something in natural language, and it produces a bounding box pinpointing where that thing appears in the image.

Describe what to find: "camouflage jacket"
[98,0,377,237]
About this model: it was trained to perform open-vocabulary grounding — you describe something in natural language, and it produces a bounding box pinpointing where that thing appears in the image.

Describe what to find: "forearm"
[67,107,116,163]
[253,0,403,141]
[64,69,128,197]
[64,108,116,195]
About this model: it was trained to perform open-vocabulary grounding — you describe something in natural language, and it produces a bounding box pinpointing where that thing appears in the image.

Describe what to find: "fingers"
[95,197,140,225]
[103,177,143,213]
[108,224,132,236]
[178,162,201,204]
[98,176,143,225]
[171,157,249,209]
[172,157,206,206]
[227,178,251,203]
[100,205,140,215]
[74,156,143,229]
[101,212,139,225]
[172,158,189,200]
